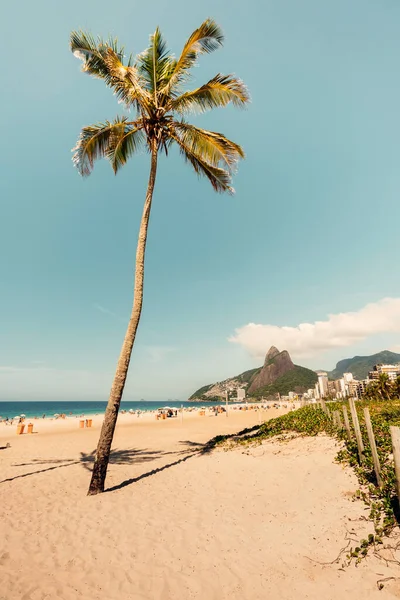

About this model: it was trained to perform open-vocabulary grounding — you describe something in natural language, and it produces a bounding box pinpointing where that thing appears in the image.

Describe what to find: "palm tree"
[70,19,249,495]
[393,376,400,399]
[363,381,379,401]
[376,373,392,401]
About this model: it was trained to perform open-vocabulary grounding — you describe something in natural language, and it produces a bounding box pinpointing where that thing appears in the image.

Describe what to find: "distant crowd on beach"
[0,401,299,426]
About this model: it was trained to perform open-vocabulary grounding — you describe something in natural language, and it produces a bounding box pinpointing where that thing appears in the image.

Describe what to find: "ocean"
[0,400,228,420]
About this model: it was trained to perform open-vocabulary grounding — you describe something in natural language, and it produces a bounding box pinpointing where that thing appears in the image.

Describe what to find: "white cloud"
[229,297,400,360]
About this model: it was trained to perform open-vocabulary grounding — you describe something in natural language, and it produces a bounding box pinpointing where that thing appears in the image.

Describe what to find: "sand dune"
[1,409,400,599]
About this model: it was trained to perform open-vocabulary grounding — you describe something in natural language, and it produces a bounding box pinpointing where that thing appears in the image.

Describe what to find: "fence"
[310,397,400,501]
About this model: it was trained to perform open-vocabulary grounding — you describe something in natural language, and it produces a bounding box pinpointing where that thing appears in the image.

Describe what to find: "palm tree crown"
[70,19,249,192]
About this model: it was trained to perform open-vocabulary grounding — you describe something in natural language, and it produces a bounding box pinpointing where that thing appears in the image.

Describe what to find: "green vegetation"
[189,367,261,400]
[237,367,261,384]
[189,384,214,399]
[242,405,334,437]
[328,350,400,380]
[206,378,400,559]
[212,398,400,562]
[364,373,400,401]
[250,365,318,398]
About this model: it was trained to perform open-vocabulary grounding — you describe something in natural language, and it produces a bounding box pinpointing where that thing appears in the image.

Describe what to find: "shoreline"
[0,399,302,421]
[0,403,293,442]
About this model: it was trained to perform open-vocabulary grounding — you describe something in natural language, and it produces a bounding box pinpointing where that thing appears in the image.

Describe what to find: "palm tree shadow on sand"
[1,437,224,490]
[2,448,169,484]
[104,440,216,493]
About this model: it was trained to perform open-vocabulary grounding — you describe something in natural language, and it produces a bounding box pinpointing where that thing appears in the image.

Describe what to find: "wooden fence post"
[342,406,352,441]
[349,398,364,463]
[332,410,342,428]
[363,408,382,487]
[320,398,327,414]
[390,426,400,506]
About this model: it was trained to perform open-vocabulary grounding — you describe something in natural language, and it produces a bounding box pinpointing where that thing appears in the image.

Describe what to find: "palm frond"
[161,19,224,94]
[71,32,154,114]
[109,125,145,173]
[170,132,234,194]
[71,23,248,192]
[137,27,175,96]
[172,121,244,171]
[70,31,125,82]
[170,74,250,114]
[103,48,152,111]
[72,117,143,176]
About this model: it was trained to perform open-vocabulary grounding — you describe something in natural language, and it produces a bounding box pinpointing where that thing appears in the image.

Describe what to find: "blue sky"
[1,0,400,400]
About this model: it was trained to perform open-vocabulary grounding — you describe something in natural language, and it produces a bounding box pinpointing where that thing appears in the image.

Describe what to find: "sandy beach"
[1,408,400,600]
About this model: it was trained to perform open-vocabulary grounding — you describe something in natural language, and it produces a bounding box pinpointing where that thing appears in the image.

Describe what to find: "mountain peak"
[249,347,295,394]
[264,346,280,365]
[189,345,317,400]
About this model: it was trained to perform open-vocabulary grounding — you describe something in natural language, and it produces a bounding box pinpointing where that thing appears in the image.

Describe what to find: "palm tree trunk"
[88,145,158,496]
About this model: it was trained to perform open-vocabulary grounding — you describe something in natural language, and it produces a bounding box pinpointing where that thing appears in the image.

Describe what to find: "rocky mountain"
[247,347,294,394]
[249,364,318,398]
[189,347,318,401]
[327,350,400,380]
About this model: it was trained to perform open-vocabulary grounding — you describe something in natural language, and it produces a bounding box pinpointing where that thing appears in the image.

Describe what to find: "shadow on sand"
[0,441,217,489]
[1,448,164,484]
[0,408,247,490]
[104,439,217,492]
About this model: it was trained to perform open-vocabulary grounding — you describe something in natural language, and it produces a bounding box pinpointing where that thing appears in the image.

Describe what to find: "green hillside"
[236,367,261,384]
[249,365,318,398]
[189,367,261,400]
[189,383,214,398]
[328,350,400,380]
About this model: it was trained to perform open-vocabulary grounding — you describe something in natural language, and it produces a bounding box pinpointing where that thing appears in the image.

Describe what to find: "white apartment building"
[236,388,246,401]
[339,378,347,396]
[317,372,329,398]
[343,372,353,383]
[368,364,400,382]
